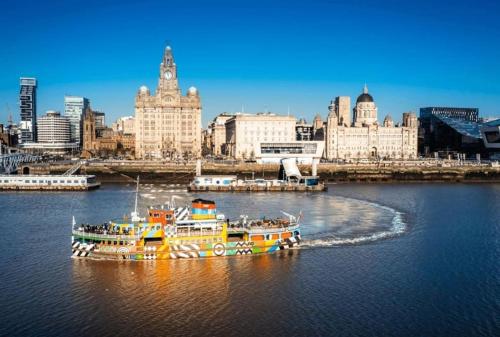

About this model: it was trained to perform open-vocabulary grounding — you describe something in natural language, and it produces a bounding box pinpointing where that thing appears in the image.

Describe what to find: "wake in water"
[135,186,407,248]
[301,196,407,247]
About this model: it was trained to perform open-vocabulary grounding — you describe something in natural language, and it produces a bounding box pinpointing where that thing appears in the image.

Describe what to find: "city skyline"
[1,0,499,127]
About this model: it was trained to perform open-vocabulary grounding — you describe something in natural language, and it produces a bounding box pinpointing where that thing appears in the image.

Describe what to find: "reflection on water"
[70,250,301,336]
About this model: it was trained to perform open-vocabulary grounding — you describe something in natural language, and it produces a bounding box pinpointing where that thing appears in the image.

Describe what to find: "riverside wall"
[21,161,500,184]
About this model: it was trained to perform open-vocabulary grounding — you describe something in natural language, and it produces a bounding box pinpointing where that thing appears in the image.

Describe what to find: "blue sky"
[0,0,499,126]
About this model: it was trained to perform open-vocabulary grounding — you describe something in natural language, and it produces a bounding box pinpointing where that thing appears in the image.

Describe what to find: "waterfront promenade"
[22,159,500,184]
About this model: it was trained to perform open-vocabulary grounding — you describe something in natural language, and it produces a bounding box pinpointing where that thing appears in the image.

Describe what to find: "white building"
[37,110,71,143]
[112,116,135,135]
[255,141,325,164]
[20,110,79,154]
[225,113,296,159]
[64,96,89,144]
[325,86,418,160]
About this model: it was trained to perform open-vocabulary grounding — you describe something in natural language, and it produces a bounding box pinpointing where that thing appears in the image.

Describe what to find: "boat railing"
[72,230,139,241]
[227,224,299,234]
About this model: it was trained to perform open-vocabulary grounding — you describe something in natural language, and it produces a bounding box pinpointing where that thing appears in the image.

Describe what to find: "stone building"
[207,113,234,156]
[83,107,135,158]
[325,86,418,160]
[135,46,202,159]
[225,113,296,159]
[112,116,135,135]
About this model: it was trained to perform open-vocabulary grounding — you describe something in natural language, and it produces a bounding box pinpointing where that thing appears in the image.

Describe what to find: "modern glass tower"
[64,96,89,144]
[19,77,37,143]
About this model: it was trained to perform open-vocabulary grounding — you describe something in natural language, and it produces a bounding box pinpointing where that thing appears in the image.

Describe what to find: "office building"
[37,110,71,143]
[419,106,480,155]
[19,77,37,143]
[64,96,89,144]
[225,113,296,159]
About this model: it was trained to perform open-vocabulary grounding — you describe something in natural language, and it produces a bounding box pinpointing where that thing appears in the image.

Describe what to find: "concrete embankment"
[21,161,500,184]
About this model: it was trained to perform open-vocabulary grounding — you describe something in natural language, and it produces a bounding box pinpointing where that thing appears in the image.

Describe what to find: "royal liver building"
[135,46,201,159]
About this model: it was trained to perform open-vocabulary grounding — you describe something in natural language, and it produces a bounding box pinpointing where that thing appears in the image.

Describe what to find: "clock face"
[164,71,172,80]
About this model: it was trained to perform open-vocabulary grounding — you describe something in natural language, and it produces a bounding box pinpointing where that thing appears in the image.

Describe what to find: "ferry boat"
[71,182,301,260]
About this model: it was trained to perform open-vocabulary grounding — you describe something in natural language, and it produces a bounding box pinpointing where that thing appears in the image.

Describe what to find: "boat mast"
[131,176,140,222]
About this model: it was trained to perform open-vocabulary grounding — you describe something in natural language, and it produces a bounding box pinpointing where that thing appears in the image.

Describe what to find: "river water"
[0,184,499,336]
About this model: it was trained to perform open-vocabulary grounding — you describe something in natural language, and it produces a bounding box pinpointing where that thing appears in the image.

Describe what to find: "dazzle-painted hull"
[71,236,300,260]
[72,197,302,261]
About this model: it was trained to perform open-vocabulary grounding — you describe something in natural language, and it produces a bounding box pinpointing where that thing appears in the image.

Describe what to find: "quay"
[18,160,500,184]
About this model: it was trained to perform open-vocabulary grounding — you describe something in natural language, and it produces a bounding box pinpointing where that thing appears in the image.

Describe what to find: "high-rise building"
[135,45,202,159]
[37,110,71,143]
[64,96,89,144]
[328,96,351,127]
[93,111,106,130]
[19,77,37,143]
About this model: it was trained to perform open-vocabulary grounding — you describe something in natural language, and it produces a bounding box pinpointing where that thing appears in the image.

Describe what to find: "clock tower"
[157,46,180,96]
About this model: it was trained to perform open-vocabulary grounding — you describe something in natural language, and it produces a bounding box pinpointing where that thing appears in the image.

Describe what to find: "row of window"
[2,179,85,184]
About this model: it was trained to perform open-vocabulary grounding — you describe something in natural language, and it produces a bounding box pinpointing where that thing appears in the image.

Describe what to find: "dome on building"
[139,85,149,95]
[187,86,198,96]
[356,84,374,103]
[383,114,394,127]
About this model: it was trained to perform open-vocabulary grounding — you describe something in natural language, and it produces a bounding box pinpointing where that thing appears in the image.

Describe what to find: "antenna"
[131,176,140,222]
[5,104,13,125]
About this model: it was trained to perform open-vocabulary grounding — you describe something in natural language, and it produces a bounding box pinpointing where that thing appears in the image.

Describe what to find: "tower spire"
[363,83,368,94]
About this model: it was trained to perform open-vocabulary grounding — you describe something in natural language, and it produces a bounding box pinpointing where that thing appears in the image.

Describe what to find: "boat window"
[32,180,36,183]
[25,180,29,183]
